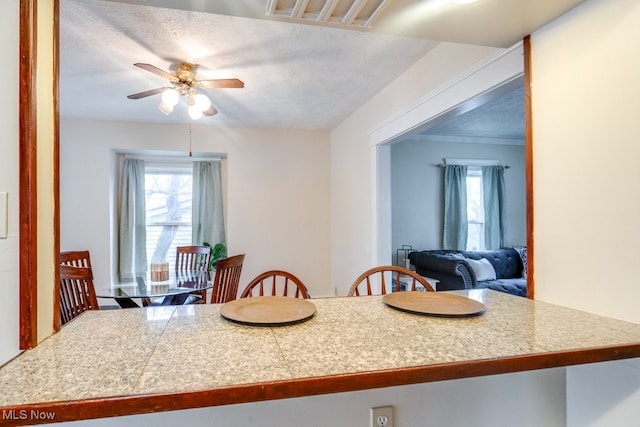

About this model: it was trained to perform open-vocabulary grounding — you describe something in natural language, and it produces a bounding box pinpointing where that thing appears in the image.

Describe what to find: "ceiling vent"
[266,0,391,29]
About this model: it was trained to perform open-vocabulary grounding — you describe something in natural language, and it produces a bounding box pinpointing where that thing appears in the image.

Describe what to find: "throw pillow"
[465,258,497,282]
[514,246,528,279]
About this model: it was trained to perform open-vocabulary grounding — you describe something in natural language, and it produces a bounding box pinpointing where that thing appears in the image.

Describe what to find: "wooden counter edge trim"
[3,343,640,425]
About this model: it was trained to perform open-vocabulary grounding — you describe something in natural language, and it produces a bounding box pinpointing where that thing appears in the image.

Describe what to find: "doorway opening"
[370,43,529,296]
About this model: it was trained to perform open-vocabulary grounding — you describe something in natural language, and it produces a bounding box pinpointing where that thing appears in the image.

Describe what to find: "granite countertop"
[2,290,640,424]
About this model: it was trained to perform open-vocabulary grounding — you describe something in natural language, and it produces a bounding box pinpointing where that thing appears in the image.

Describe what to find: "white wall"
[567,359,640,427]
[330,42,503,294]
[57,368,566,427]
[531,0,640,425]
[391,139,526,252]
[0,0,20,365]
[61,119,331,297]
[36,0,57,343]
[532,0,640,323]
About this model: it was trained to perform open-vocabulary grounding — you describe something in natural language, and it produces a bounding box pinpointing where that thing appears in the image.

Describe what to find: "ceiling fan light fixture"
[188,104,203,120]
[128,62,244,120]
[161,88,180,107]
[193,93,212,111]
[158,101,173,115]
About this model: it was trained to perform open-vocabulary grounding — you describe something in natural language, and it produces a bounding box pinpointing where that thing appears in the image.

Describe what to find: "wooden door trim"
[19,0,38,350]
[523,35,534,299]
[19,0,61,347]
[53,0,61,332]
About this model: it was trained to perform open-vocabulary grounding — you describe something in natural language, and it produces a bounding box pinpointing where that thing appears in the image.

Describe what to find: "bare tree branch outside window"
[145,172,192,266]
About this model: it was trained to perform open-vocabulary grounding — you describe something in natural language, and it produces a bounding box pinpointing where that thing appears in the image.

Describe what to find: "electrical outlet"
[371,406,393,427]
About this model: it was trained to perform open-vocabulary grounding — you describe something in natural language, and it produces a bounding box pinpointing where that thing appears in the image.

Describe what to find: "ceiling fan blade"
[133,63,178,82]
[196,78,244,89]
[126,87,167,99]
[203,106,218,116]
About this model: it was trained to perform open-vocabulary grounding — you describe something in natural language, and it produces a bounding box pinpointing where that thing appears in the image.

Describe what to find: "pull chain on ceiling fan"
[127,62,244,120]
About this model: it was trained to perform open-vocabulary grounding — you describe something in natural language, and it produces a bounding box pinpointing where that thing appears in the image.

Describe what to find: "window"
[145,165,193,267]
[118,157,224,279]
[443,162,505,252]
[466,167,485,251]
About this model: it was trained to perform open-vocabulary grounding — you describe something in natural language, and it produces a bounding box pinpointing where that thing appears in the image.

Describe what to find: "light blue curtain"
[482,166,506,249]
[119,159,147,280]
[443,165,468,250]
[192,161,225,246]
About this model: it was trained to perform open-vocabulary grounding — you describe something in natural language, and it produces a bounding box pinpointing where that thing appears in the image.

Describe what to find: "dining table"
[1,289,640,425]
[94,269,212,308]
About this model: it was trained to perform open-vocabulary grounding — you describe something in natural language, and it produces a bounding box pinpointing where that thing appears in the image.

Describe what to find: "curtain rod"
[436,163,510,169]
[436,158,509,169]
[123,154,222,162]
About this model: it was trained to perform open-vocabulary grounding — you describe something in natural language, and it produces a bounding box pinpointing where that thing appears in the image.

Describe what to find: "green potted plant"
[203,242,227,271]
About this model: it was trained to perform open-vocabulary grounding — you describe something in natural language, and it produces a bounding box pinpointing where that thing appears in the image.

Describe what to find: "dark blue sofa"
[408,248,527,297]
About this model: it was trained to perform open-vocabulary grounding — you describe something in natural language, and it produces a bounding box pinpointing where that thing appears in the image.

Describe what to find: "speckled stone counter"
[1,290,640,424]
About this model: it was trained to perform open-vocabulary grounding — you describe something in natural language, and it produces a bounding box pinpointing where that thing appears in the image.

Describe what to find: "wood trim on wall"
[19,0,38,349]
[523,35,534,299]
[53,0,61,332]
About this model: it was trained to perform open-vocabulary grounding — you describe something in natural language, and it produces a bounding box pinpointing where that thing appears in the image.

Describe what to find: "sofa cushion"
[459,248,522,279]
[476,278,527,297]
[465,258,496,281]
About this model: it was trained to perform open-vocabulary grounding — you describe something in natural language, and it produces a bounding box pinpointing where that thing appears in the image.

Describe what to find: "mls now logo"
[3,409,56,421]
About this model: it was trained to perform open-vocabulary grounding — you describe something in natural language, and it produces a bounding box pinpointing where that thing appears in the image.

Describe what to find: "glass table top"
[95,270,212,299]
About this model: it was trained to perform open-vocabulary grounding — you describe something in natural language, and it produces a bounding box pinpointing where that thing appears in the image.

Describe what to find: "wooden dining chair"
[240,270,311,299]
[60,250,92,269]
[59,264,99,326]
[347,265,434,297]
[209,254,245,304]
[176,245,212,302]
[176,245,211,271]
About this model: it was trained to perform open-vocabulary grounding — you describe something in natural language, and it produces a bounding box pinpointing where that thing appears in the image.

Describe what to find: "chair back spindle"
[348,265,434,297]
[210,254,245,304]
[60,250,92,269]
[240,270,310,299]
[59,264,99,325]
[175,245,211,271]
[176,245,212,302]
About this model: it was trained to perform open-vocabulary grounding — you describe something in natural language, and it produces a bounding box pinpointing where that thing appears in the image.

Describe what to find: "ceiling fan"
[126,62,244,120]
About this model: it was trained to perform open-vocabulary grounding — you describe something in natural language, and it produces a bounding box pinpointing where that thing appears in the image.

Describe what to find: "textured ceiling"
[103,0,585,47]
[416,86,525,145]
[60,0,583,131]
[60,0,437,129]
